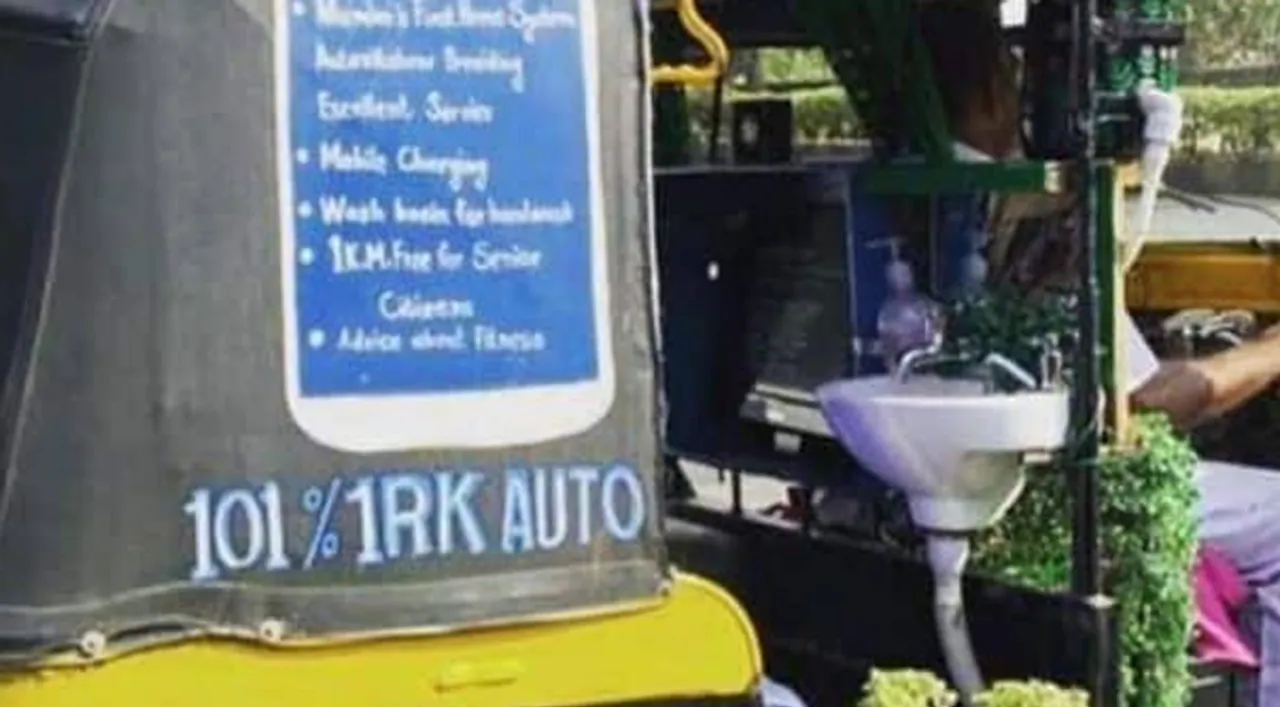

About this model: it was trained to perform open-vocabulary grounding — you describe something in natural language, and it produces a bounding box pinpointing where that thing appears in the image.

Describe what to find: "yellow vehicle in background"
[1126,187,1280,315]
[0,1,761,706]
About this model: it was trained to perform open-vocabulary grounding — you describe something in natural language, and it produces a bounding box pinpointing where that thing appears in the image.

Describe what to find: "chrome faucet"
[892,338,954,385]
[894,341,1040,394]
[1033,334,1065,391]
[980,352,1038,392]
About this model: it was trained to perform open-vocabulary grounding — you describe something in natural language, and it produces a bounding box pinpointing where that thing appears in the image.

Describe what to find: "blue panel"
[846,183,894,376]
[281,1,601,398]
[934,193,989,298]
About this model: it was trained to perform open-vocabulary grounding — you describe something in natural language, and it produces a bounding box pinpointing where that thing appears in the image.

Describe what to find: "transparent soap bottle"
[869,239,944,373]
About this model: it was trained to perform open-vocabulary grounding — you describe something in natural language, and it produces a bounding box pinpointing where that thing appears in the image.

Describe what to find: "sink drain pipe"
[927,534,985,703]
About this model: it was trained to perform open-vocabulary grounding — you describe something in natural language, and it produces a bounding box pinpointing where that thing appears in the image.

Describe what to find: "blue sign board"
[279,0,605,398]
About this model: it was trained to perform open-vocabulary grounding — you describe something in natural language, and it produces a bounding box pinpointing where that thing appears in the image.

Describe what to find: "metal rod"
[730,469,743,515]
[1069,0,1102,598]
[707,76,726,163]
[800,486,815,536]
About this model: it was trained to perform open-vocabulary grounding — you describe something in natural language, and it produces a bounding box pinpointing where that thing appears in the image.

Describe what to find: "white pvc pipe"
[1134,142,1171,237]
[927,535,984,703]
[1127,81,1184,271]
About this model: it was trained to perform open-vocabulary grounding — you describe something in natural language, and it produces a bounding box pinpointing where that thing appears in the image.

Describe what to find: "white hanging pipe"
[1127,81,1185,271]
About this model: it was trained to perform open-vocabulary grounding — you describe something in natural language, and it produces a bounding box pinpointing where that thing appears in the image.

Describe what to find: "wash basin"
[817,375,1070,533]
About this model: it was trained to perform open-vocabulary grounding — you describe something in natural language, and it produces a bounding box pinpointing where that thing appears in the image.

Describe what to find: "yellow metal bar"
[651,0,730,86]
[1103,165,1134,447]
[0,572,762,707]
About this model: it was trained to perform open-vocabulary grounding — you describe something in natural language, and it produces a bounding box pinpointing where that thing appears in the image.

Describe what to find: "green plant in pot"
[938,289,1076,386]
[971,415,1199,707]
[974,680,1088,707]
[858,668,1088,707]
[858,669,957,707]
[945,291,1200,707]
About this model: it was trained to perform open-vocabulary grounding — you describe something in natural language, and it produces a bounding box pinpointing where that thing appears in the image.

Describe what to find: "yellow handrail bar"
[650,0,730,86]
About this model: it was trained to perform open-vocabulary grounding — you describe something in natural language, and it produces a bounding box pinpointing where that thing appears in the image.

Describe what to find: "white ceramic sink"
[816,375,1070,533]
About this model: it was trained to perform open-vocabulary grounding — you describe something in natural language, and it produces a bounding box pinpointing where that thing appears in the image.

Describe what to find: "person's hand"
[1255,322,1280,395]
[1262,320,1280,342]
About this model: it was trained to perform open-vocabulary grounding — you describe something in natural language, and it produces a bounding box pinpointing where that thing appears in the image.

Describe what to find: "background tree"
[1183,0,1280,73]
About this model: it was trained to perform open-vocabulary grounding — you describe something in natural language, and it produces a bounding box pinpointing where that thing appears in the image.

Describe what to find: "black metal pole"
[707,77,726,163]
[1069,0,1102,599]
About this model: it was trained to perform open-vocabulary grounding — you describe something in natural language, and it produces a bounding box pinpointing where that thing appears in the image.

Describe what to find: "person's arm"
[1132,331,1280,430]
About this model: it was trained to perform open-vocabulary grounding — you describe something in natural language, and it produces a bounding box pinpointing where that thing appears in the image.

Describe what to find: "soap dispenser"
[868,239,944,373]
[959,210,990,294]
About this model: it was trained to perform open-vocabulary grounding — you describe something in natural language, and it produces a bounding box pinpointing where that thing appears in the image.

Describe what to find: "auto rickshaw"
[0,2,762,706]
[0,0,1247,704]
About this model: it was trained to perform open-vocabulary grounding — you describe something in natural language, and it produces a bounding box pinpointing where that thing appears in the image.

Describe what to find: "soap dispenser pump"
[868,238,944,374]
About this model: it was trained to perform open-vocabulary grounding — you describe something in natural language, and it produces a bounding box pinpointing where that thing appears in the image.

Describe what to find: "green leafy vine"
[941,291,1201,706]
[972,416,1199,707]
[857,668,1090,707]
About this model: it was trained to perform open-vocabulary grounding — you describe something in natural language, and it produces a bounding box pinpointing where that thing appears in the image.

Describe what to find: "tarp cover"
[0,0,664,660]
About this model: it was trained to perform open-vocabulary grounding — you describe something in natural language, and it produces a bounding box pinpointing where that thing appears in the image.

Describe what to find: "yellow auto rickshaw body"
[0,573,760,707]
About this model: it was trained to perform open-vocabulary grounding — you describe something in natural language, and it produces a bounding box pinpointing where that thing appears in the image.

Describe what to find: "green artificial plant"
[939,288,1076,386]
[974,680,1089,707]
[858,669,957,707]
[944,289,1200,707]
[858,669,1088,707]
[971,414,1199,707]
[859,415,1198,707]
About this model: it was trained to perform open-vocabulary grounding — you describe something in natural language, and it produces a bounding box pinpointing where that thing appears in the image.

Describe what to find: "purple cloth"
[1194,544,1259,669]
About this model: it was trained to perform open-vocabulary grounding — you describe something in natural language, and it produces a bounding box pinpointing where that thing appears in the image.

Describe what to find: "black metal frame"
[1069,0,1104,603]
[647,0,1209,704]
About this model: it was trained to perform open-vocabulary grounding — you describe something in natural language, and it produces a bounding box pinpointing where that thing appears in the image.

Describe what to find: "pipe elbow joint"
[1137,80,1185,146]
